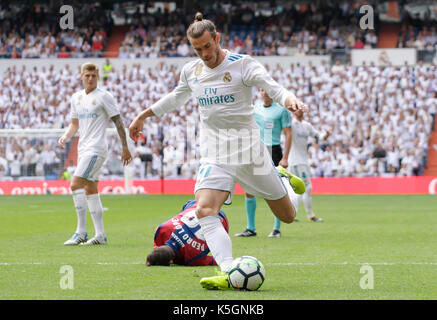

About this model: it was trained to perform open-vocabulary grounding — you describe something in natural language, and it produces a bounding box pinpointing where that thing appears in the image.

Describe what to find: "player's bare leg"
[264,166,306,234]
[265,195,296,223]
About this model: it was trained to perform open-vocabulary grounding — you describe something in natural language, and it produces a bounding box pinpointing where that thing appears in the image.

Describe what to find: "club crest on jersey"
[92,99,96,105]
[194,64,203,76]
[223,72,232,83]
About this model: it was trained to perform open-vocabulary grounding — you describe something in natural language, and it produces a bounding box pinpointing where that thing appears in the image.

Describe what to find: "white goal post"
[0,128,135,194]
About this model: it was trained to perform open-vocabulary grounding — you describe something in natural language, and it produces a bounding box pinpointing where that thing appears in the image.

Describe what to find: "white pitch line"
[269,262,437,266]
[1,262,437,266]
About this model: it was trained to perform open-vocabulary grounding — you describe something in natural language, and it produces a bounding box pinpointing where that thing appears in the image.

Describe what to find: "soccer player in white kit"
[129,13,306,290]
[285,108,331,223]
[59,63,132,246]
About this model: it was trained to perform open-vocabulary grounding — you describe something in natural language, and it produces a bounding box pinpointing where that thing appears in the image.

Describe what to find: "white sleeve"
[150,64,192,116]
[70,96,78,119]
[101,91,120,118]
[308,123,325,140]
[242,55,295,107]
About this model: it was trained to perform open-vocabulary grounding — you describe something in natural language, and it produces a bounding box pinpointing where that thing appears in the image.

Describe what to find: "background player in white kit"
[59,63,132,246]
[284,108,331,224]
[129,13,306,290]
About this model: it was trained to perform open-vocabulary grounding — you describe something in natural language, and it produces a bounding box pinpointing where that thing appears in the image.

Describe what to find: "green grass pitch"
[0,194,436,300]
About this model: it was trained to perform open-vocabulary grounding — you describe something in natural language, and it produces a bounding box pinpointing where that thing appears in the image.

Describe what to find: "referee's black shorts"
[267,145,283,166]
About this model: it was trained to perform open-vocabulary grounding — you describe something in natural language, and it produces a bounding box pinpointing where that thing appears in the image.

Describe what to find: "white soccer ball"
[228,256,266,291]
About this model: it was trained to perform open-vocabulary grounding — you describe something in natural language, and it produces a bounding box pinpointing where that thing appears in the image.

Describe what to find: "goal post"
[0,128,135,194]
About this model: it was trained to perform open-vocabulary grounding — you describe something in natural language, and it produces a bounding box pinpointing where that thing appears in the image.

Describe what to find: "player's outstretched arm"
[128,107,156,141]
[280,126,292,168]
[58,118,79,149]
[241,56,306,114]
[111,114,132,166]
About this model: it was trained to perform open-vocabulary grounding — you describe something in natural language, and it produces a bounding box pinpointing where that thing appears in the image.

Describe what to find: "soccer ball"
[228,256,266,291]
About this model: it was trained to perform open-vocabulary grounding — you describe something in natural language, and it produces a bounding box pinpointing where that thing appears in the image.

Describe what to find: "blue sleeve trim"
[181,200,196,211]
[186,248,211,265]
[154,223,164,241]
[218,210,226,219]
[165,239,181,253]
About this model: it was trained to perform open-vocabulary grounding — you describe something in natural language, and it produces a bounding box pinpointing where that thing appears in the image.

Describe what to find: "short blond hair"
[81,62,99,75]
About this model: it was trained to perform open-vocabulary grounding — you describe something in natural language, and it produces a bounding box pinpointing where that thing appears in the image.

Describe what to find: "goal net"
[0,128,137,194]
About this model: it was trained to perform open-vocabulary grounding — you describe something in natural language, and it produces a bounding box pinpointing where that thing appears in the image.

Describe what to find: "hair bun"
[195,12,203,21]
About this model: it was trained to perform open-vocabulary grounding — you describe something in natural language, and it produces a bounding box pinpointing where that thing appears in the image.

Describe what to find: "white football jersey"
[70,87,120,157]
[289,119,324,166]
[151,50,292,164]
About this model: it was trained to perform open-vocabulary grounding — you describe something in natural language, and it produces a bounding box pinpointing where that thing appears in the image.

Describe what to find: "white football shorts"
[194,161,288,205]
[289,164,311,189]
[74,153,106,182]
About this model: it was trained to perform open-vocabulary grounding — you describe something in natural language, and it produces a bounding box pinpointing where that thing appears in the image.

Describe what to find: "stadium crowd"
[0,59,435,180]
[1,1,436,60]
[118,1,381,58]
[0,3,113,59]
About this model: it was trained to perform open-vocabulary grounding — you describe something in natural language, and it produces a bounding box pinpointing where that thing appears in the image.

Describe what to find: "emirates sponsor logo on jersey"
[197,94,235,106]
[78,108,98,119]
[197,87,235,106]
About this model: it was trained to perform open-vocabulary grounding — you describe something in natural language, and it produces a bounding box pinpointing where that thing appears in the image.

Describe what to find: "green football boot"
[200,271,231,290]
[276,166,306,195]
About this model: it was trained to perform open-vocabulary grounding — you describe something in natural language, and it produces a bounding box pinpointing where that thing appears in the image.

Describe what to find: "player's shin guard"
[198,215,233,273]
[87,193,105,237]
[72,188,87,234]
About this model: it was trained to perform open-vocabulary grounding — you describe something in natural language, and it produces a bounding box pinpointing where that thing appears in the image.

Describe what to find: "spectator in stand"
[365,31,378,48]
[57,46,70,58]
[353,37,365,49]
[0,3,112,59]
[0,149,8,177]
[168,41,178,57]
[277,41,288,56]
[177,38,190,57]
[0,53,435,180]
[10,154,22,180]
[92,33,104,57]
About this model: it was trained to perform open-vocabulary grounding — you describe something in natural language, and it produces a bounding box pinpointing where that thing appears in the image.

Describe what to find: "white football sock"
[72,188,87,234]
[87,193,105,237]
[303,189,315,219]
[198,215,233,273]
[281,176,299,215]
